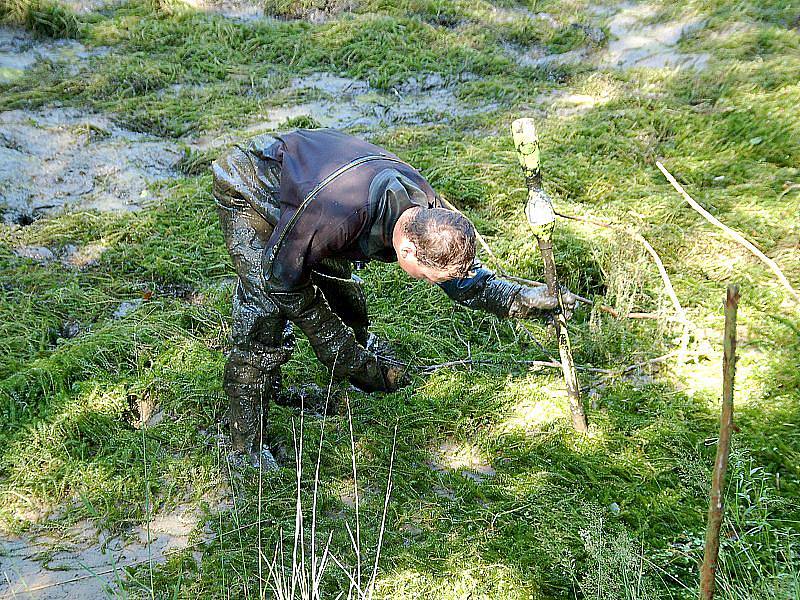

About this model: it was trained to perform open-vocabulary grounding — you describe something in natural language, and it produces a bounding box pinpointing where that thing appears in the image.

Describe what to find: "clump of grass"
[177,146,218,176]
[714,451,800,599]
[0,0,81,38]
[563,509,663,599]
[266,400,397,600]
[264,0,357,20]
[283,115,322,129]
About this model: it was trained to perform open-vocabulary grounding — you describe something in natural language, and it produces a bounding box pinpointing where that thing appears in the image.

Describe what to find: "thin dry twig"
[594,305,667,320]
[141,426,155,600]
[657,161,800,305]
[555,211,689,327]
[583,351,685,390]
[419,358,562,372]
[346,396,362,591]
[367,424,398,600]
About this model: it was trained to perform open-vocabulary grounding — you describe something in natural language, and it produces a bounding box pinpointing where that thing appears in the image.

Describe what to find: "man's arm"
[439,263,567,319]
[261,211,404,393]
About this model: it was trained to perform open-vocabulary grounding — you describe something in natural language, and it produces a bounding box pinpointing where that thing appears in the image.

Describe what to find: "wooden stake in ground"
[700,283,740,600]
[511,118,589,433]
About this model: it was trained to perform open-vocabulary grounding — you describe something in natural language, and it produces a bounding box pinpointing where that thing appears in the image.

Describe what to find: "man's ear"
[398,239,416,260]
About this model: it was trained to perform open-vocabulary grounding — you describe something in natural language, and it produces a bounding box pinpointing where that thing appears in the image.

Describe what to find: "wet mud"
[2,22,497,220]
[0,108,182,223]
[0,505,218,599]
[0,27,99,84]
[601,3,708,69]
[189,72,495,151]
[180,0,273,21]
[508,1,708,71]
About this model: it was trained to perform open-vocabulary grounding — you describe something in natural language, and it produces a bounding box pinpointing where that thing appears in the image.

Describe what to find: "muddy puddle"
[0,505,217,599]
[1,27,177,225]
[0,107,182,223]
[509,2,708,71]
[189,72,495,151]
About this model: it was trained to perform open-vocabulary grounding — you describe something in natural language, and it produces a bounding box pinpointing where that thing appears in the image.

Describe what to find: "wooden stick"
[512,117,589,433]
[656,162,800,305]
[699,284,740,600]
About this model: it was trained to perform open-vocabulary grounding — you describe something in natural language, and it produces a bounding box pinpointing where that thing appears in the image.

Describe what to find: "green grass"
[1,0,799,597]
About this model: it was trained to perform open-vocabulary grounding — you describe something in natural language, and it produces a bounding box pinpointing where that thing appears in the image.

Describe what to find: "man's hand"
[509,284,577,319]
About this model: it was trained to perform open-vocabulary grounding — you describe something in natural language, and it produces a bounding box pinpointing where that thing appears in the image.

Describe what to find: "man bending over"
[212,128,572,466]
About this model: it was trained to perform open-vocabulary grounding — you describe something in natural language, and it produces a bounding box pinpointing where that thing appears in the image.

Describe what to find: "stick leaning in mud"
[511,117,589,433]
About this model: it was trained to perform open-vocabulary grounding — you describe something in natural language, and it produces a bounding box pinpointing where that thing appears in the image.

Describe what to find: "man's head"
[392,207,477,284]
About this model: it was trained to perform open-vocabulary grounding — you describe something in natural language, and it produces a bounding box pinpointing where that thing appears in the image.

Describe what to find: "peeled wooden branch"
[699,284,740,600]
[657,161,800,305]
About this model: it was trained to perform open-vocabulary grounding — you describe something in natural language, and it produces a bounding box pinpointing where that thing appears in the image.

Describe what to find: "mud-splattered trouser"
[211,135,370,455]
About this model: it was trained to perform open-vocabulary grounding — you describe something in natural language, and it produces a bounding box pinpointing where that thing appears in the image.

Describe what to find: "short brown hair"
[404,208,476,277]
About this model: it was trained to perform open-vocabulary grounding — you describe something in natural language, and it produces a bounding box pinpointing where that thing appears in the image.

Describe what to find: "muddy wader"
[212,134,403,463]
[212,129,568,464]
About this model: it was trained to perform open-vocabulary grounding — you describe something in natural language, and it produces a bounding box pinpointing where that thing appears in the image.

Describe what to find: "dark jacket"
[256,128,495,303]
[254,129,438,289]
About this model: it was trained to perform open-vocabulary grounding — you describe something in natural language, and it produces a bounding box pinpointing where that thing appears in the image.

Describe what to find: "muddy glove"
[268,285,408,392]
[440,267,576,321]
[509,284,577,320]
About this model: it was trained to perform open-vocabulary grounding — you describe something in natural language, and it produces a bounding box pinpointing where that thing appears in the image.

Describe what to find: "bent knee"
[212,147,252,207]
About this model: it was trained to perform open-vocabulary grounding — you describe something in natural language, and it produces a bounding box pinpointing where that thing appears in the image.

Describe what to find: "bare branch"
[700,284,740,599]
[657,161,800,305]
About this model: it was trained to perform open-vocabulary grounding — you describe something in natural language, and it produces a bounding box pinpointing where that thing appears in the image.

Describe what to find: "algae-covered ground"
[1,0,798,597]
